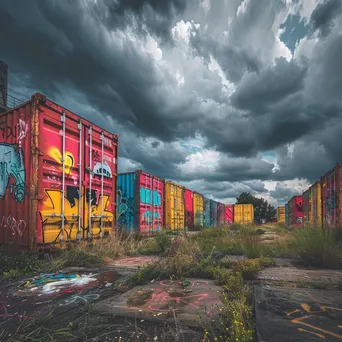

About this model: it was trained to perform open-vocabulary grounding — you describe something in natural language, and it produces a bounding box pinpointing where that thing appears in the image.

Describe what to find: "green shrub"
[288,227,342,268]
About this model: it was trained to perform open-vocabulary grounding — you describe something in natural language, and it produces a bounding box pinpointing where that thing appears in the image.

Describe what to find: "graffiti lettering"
[93,161,112,178]
[1,215,26,236]
[61,294,100,306]
[0,143,26,202]
[47,166,61,186]
[0,123,17,139]
[17,119,28,146]
[117,189,135,231]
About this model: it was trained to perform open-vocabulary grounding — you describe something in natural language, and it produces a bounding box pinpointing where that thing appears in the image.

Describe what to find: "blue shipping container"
[210,200,218,227]
[117,172,137,232]
[204,197,211,227]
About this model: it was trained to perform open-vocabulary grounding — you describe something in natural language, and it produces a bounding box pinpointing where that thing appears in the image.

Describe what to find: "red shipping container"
[0,93,118,252]
[321,163,342,229]
[288,195,303,226]
[217,202,225,226]
[184,189,194,230]
[224,205,234,225]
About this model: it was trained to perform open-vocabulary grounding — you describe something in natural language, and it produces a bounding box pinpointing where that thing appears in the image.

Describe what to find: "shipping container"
[117,170,164,233]
[321,163,342,229]
[165,181,185,231]
[288,195,303,227]
[185,189,194,230]
[312,181,322,227]
[276,206,285,224]
[302,189,311,226]
[193,192,204,228]
[203,197,210,227]
[210,200,218,227]
[0,93,118,252]
[217,202,225,226]
[233,204,254,225]
[224,205,234,225]
[285,203,289,226]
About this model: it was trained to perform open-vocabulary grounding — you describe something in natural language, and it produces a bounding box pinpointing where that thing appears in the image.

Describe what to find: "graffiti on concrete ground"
[287,291,342,340]
[0,215,26,236]
[0,143,26,202]
[61,293,100,306]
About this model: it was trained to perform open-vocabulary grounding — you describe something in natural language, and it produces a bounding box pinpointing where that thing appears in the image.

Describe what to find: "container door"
[39,111,83,244]
[83,125,117,240]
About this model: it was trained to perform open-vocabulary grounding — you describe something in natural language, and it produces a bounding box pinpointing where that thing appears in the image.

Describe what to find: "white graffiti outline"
[0,215,26,236]
[17,119,28,146]
[61,294,100,306]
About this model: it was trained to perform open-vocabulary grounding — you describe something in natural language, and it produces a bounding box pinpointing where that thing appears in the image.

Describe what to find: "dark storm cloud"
[310,0,342,37]
[270,183,302,203]
[231,57,308,114]
[151,140,161,148]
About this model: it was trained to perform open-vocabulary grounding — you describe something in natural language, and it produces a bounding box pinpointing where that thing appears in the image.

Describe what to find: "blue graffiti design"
[140,188,161,205]
[0,143,26,202]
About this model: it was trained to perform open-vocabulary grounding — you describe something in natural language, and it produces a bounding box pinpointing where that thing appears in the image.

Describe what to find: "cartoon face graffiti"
[0,143,25,202]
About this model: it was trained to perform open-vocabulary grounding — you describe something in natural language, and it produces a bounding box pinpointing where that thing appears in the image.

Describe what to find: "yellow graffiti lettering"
[48,147,74,175]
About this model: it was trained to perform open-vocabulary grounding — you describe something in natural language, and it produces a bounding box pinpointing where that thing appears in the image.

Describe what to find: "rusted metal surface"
[233,204,254,225]
[0,93,118,251]
[321,163,342,229]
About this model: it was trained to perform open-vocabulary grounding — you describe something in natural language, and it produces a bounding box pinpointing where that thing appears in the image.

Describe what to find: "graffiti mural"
[0,143,25,202]
[0,215,26,236]
[117,189,135,230]
[92,149,113,178]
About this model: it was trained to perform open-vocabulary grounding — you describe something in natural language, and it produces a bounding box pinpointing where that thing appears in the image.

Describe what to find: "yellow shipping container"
[234,204,254,225]
[165,181,185,231]
[193,192,204,227]
[276,206,285,223]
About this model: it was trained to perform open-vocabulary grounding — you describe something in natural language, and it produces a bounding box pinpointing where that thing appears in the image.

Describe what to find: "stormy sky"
[1,0,342,206]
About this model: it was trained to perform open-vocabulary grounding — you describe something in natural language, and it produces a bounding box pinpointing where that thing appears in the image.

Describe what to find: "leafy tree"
[236,192,276,222]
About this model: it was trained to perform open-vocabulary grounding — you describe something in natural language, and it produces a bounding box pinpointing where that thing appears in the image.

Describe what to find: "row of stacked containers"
[283,163,342,229]
[117,170,254,233]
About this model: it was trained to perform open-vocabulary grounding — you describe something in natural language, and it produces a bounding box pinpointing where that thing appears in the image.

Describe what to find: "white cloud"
[201,0,211,15]
[236,0,251,17]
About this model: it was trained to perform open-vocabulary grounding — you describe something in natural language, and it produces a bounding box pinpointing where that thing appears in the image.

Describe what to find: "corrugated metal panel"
[185,189,194,230]
[303,189,310,225]
[321,163,342,229]
[165,181,185,231]
[210,200,218,227]
[138,170,164,234]
[203,197,210,227]
[312,181,322,227]
[276,206,285,223]
[233,204,254,225]
[217,203,225,226]
[117,172,136,232]
[224,205,234,225]
[193,192,204,227]
[0,93,118,251]
[285,203,289,225]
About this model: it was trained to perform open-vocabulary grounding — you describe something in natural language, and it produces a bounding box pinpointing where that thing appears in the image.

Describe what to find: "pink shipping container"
[217,202,225,226]
[224,205,234,225]
[185,189,194,230]
[0,93,118,252]
[321,163,342,229]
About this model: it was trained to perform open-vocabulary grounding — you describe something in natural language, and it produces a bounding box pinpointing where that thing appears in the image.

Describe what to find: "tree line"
[236,192,276,223]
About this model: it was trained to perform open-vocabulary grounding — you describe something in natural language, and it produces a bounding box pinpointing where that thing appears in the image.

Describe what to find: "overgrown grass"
[0,253,46,280]
[287,227,342,268]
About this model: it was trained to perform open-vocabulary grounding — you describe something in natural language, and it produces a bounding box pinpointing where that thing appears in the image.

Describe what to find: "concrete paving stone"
[254,284,342,341]
[108,256,161,269]
[258,267,342,283]
[94,278,222,327]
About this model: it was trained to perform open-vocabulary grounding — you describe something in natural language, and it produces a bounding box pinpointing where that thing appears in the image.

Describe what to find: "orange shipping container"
[165,181,185,231]
[233,204,254,225]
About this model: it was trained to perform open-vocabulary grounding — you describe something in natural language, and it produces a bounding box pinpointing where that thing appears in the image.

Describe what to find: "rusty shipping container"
[302,189,311,226]
[234,204,254,225]
[193,192,204,228]
[312,181,322,227]
[321,163,342,229]
[209,200,218,227]
[285,203,289,226]
[165,181,185,231]
[185,188,194,230]
[117,170,164,233]
[224,205,234,225]
[276,206,285,224]
[288,196,303,227]
[0,93,118,252]
[217,202,225,226]
[203,197,210,227]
